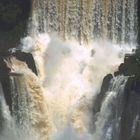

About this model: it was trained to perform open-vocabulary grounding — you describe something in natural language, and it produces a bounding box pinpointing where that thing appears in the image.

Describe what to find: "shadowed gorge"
[0,0,31,50]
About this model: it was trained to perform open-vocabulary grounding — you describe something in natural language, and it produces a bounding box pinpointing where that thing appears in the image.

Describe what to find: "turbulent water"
[0,0,138,140]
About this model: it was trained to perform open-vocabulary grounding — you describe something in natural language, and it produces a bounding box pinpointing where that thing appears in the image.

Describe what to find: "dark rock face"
[0,0,31,50]
[0,51,37,113]
[114,48,140,76]
[118,49,140,139]
[138,0,140,45]
[0,0,31,31]
[12,51,38,75]
[120,77,140,140]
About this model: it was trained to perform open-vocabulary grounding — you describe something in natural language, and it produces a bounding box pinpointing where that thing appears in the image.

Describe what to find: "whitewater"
[0,0,138,140]
[1,34,132,140]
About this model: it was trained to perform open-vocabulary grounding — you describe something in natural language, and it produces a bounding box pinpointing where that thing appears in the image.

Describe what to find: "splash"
[19,33,130,139]
[52,124,92,140]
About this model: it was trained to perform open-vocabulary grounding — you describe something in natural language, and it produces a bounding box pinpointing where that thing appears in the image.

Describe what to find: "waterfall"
[5,57,53,140]
[9,75,32,134]
[0,82,12,132]
[93,75,128,140]
[31,0,137,45]
[0,0,139,140]
[51,75,128,140]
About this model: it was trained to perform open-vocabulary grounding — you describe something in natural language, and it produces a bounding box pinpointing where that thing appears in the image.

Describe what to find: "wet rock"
[114,48,140,76]
[119,76,140,140]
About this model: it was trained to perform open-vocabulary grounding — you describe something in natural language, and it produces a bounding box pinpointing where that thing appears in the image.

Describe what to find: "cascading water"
[0,0,138,140]
[4,57,53,140]
[93,76,128,140]
[9,75,32,134]
[0,82,12,132]
[31,0,137,45]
